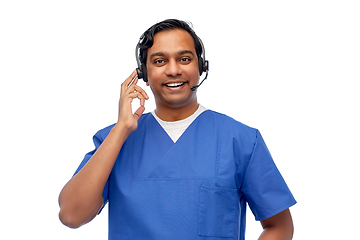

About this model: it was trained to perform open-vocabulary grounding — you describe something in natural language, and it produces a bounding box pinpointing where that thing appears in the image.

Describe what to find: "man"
[59,19,296,240]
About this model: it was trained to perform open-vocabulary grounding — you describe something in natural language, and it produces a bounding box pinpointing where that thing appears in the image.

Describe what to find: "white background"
[1,1,359,239]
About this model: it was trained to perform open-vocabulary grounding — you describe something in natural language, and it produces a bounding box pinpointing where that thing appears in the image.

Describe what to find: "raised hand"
[117,70,149,133]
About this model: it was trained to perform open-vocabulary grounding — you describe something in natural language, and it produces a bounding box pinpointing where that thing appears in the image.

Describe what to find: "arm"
[58,70,148,228]
[258,208,294,240]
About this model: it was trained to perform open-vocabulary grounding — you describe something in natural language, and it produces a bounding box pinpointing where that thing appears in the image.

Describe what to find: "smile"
[164,82,186,88]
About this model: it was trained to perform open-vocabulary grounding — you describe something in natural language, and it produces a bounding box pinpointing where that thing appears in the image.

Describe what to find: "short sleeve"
[241,130,296,221]
[73,130,110,214]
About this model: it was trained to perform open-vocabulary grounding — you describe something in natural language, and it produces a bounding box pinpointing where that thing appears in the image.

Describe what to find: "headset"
[135,33,209,91]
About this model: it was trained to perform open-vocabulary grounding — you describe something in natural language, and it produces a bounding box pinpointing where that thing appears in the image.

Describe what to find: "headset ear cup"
[142,64,148,82]
[136,67,143,80]
[204,60,209,72]
[136,65,148,82]
[198,57,204,76]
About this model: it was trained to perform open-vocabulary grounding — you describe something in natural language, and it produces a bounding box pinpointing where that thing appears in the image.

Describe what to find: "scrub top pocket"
[198,185,237,238]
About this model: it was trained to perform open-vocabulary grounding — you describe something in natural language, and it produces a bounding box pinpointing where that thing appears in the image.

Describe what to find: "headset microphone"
[191,68,209,91]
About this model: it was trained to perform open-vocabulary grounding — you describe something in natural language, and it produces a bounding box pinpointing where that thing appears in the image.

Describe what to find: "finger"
[124,84,149,102]
[134,87,147,107]
[121,70,138,95]
[134,85,149,99]
[121,73,137,95]
[126,91,146,106]
[127,74,138,88]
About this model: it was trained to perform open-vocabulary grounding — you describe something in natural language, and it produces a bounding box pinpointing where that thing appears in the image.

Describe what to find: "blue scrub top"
[75,110,296,240]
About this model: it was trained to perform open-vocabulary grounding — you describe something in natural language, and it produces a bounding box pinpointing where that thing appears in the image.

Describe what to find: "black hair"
[138,19,203,67]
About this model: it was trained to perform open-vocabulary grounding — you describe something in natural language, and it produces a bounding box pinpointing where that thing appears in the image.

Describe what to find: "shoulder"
[93,113,154,141]
[201,110,258,134]
[92,124,115,142]
[198,110,260,149]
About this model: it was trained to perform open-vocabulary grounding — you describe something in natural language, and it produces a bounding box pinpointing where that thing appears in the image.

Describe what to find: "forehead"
[147,29,196,57]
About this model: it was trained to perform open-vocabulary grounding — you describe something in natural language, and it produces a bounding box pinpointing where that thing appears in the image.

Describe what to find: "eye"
[180,57,191,63]
[154,59,164,64]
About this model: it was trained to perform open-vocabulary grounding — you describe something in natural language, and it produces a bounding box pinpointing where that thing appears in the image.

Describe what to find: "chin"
[165,95,197,108]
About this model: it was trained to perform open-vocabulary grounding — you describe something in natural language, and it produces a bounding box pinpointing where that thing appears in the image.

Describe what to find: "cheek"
[188,61,200,79]
[146,66,161,81]
[190,67,200,81]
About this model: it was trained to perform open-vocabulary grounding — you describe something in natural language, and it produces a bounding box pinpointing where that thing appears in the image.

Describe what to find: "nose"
[165,59,182,77]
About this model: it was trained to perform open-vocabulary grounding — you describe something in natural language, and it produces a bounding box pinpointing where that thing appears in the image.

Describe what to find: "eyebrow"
[178,50,195,57]
[149,52,165,61]
[149,50,195,61]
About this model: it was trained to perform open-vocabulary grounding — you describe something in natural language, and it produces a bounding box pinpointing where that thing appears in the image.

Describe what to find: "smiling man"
[59,19,296,240]
[146,28,200,121]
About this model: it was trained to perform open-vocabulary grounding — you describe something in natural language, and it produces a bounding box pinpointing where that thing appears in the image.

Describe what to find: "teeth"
[166,82,184,87]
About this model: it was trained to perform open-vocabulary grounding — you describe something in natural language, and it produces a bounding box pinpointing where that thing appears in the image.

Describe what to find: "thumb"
[133,106,145,121]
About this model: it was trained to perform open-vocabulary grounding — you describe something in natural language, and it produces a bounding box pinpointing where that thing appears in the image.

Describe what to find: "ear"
[146,81,150,86]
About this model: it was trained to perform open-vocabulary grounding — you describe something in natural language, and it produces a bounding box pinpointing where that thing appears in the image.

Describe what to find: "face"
[146,29,199,110]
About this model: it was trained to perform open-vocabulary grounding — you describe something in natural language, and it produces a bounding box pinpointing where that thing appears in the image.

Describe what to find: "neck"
[155,101,199,122]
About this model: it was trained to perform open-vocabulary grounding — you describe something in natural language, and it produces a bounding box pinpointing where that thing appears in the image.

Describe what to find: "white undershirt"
[151,105,207,142]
